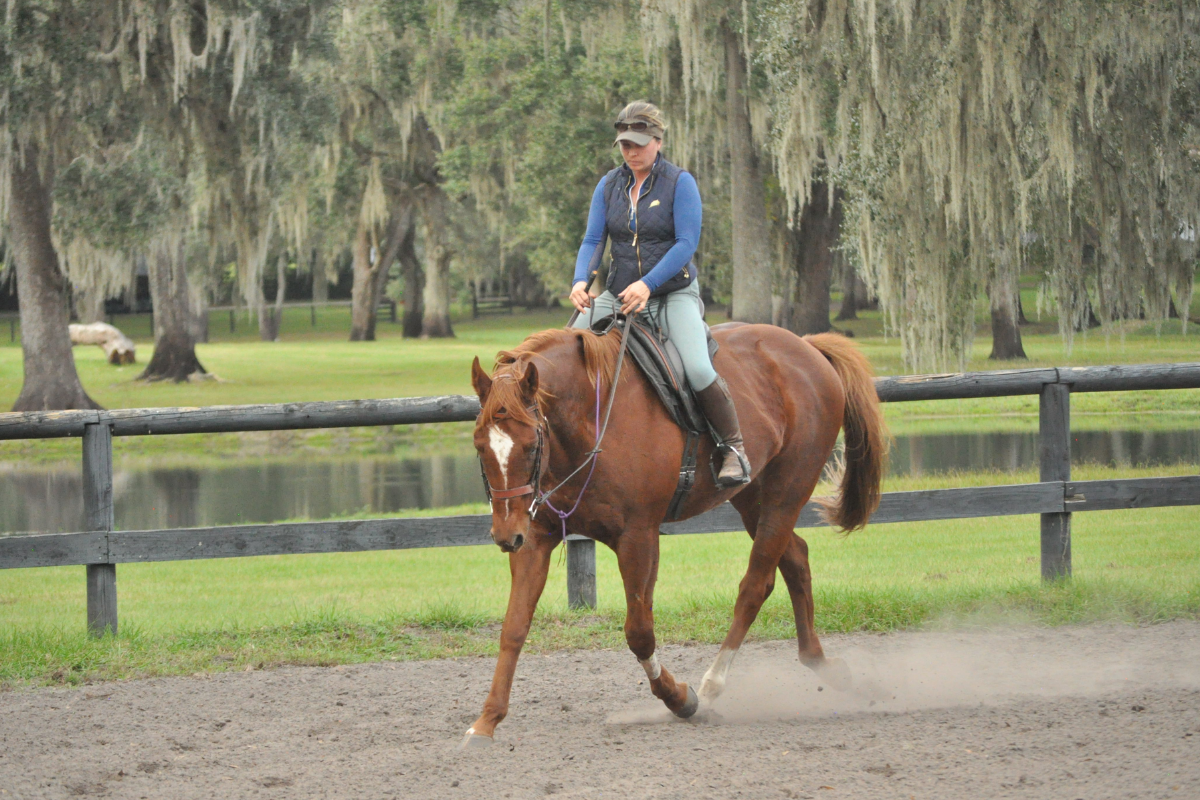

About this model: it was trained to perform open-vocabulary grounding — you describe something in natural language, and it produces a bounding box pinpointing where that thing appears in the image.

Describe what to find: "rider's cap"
[614,101,665,147]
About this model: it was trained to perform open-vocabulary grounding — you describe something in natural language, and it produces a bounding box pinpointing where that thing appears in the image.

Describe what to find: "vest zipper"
[631,171,656,278]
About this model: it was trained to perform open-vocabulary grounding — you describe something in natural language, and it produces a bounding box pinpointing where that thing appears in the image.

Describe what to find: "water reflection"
[891,428,1200,476]
[0,454,483,535]
[1,429,1197,535]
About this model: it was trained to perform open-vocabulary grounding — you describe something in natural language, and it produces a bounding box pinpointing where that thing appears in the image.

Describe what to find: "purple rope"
[542,369,603,542]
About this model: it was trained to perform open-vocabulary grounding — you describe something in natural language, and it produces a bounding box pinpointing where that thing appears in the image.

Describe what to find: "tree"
[141,235,208,380]
[987,271,1027,361]
[349,201,412,341]
[8,143,101,410]
[438,1,654,304]
[642,1,777,322]
[720,16,773,323]
[760,0,1200,369]
[0,3,128,410]
[418,183,455,337]
[787,182,841,335]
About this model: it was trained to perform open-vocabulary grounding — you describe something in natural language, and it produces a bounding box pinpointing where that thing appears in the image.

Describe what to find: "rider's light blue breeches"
[571,281,718,391]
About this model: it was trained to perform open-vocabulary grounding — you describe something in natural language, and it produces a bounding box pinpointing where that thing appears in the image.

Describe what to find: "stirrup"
[712,443,751,487]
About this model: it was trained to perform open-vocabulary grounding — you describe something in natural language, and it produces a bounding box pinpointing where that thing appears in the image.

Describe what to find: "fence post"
[1039,381,1071,580]
[566,535,596,609]
[83,423,117,636]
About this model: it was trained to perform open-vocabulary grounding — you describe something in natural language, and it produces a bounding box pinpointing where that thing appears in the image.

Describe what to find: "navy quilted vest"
[602,156,698,297]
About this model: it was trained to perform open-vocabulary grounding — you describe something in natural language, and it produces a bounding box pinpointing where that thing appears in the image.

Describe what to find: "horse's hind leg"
[698,500,799,706]
[778,533,851,690]
[616,527,698,718]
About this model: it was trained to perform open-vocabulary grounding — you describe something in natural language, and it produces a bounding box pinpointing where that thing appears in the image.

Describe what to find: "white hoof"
[698,674,725,704]
[459,728,493,750]
[699,647,737,705]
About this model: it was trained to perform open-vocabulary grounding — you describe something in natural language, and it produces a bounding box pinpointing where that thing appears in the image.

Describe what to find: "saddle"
[589,313,719,521]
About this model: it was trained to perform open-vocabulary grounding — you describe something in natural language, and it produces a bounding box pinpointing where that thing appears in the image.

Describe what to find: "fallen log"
[69,322,136,365]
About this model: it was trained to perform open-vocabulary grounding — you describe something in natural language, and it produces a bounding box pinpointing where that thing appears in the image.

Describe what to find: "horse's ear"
[471,356,492,401]
[519,361,539,401]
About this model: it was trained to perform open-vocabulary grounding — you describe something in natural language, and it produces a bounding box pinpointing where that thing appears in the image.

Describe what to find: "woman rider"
[570,101,750,487]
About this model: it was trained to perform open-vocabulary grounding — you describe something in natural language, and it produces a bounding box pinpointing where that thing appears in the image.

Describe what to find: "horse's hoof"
[672,685,700,719]
[817,657,853,692]
[459,729,493,750]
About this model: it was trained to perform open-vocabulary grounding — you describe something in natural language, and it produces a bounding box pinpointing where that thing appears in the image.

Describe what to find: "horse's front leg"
[617,528,699,718]
[462,533,556,748]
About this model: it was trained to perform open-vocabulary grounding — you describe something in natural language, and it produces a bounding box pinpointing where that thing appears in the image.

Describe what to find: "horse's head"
[471,355,544,553]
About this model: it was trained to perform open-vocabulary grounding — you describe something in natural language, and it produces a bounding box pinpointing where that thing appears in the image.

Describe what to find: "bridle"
[478,406,546,508]
[479,314,635,542]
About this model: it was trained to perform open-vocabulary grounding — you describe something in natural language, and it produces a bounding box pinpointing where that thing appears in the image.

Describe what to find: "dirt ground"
[3,621,1199,800]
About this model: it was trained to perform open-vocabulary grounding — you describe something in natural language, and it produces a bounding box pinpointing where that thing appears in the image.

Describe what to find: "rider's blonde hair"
[615,101,666,137]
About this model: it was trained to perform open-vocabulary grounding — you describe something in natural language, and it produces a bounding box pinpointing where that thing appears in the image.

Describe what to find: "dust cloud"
[606,623,1200,726]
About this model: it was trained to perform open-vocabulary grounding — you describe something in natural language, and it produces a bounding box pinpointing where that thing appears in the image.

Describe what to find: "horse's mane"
[482,328,622,426]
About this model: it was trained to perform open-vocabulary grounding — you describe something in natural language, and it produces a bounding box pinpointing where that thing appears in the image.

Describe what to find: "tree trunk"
[420,186,454,338]
[189,269,209,344]
[722,19,773,324]
[400,222,424,338]
[835,262,859,321]
[139,238,207,382]
[75,286,108,324]
[350,206,409,342]
[9,142,100,412]
[256,251,286,341]
[858,275,878,311]
[312,249,329,303]
[987,271,1027,360]
[349,219,377,341]
[788,182,842,335]
[272,251,286,336]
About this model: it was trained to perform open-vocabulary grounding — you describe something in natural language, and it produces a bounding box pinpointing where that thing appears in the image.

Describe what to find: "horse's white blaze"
[699,646,737,703]
[487,425,515,518]
[488,425,514,483]
[639,654,662,681]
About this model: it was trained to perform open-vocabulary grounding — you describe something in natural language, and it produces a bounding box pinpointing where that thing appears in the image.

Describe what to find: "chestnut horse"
[463,322,886,747]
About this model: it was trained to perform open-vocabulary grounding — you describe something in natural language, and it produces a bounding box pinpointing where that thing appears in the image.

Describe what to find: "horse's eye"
[496,406,507,416]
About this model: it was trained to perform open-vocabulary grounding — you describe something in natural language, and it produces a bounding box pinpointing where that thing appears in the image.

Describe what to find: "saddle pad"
[591,316,711,435]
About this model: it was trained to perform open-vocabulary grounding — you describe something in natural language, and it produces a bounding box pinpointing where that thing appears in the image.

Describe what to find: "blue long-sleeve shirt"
[573,171,702,292]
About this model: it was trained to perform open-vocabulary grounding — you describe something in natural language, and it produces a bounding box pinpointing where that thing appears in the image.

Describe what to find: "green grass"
[2,464,1197,688]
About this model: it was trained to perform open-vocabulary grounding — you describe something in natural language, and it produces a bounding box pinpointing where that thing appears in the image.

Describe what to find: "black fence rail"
[2,362,1199,636]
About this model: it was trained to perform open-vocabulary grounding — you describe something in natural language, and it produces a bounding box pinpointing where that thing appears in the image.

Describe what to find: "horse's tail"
[803,333,889,532]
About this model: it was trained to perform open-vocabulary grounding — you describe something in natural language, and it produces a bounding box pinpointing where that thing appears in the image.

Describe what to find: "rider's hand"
[569,281,592,313]
[618,280,651,314]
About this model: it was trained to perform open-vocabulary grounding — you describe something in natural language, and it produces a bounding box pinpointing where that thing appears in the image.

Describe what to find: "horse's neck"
[540,356,601,472]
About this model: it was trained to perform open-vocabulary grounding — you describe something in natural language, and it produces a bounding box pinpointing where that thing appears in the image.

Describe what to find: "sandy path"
[3,622,1199,799]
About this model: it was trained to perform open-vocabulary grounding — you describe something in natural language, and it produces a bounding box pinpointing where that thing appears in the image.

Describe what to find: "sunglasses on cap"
[614,120,653,133]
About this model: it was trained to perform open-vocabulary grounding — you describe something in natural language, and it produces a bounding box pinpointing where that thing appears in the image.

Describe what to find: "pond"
[2,428,1198,535]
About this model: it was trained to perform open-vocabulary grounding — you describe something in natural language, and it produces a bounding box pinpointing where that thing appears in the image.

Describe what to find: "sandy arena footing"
[3,621,1199,799]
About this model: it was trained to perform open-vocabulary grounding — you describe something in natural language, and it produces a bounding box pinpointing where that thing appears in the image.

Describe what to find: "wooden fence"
[2,362,1199,636]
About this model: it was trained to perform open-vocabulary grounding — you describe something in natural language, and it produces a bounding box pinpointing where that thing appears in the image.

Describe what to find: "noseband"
[478,314,635,541]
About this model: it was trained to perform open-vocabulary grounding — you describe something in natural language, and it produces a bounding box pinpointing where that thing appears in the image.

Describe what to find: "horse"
[462,321,887,747]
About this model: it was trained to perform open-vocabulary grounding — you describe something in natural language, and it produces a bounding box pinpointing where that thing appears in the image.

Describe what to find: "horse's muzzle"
[496,533,525,553]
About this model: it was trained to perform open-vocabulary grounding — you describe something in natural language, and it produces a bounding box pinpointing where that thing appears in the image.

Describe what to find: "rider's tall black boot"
[696,376,751,487]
